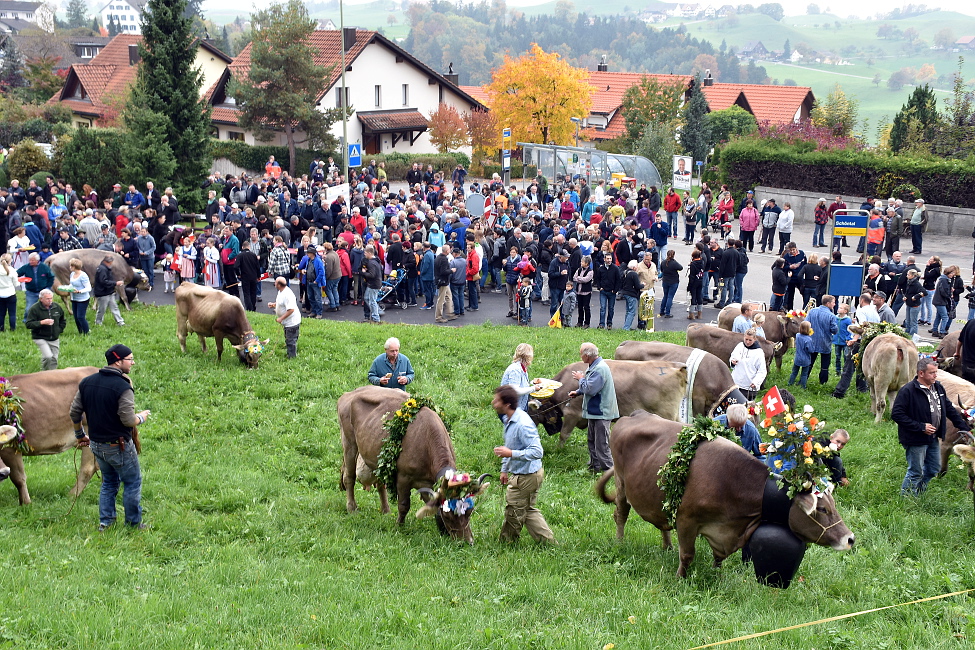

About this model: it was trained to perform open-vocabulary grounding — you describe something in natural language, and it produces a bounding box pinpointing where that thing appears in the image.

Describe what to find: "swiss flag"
[762,386,787,418]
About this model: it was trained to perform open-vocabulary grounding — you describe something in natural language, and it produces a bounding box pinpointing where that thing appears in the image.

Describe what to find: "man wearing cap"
[268,276,301,358]
[70,344,151,531]
[110,183,124,210]
[95,223,117,251]
[909,199,925,254]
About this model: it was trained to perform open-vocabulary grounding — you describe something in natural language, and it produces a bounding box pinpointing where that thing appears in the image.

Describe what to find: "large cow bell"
[745,523,807,588]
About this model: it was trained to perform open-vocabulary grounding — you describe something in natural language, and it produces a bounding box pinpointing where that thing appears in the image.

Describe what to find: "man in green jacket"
[25,289,67,370]
[568,342,618,472]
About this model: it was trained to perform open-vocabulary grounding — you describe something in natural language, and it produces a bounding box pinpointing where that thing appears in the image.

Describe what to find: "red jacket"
[663,192,682,213]
[466,249,480,281]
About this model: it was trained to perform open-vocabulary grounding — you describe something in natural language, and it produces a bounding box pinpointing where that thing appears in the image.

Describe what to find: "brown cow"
[717,303,801,370]
[952,444,975,492]
[934,331,962,377]
[595,410,855,578]
[613,340,746,420]
[527,360,687,444]
[338,386,489,543]
[1,367,100,505]
[937,370,975,477]
[48,249,149,309]
[686,323,777,369]
[861,333,918,423]
[175,282,268,368]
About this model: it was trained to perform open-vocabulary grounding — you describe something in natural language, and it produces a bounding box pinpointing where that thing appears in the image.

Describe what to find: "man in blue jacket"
[418,242,436,309]
[807,295,838,385]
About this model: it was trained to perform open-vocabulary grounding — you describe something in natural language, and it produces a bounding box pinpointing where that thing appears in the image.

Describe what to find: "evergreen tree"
[889,85,939,153]
[680,77,712,165]
[66,0,90,28]
[0,35,25,93]
[128,0,211,208]
[92,17,99,32]
[783,38,791,58]
[108,16,119,36]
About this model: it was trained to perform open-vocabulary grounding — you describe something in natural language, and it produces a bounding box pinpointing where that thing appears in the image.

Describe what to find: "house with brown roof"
[50,34,231,129]
[954,35,975,50]
[207,28,486,154]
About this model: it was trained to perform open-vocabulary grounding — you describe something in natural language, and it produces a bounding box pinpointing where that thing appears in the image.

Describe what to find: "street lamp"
[570,116,582,148]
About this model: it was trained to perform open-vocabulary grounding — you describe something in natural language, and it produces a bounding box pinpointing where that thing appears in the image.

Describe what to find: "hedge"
[370,152,470,181]
[483,162,538,180]
[0,119,58,148]
[715,138,975,208]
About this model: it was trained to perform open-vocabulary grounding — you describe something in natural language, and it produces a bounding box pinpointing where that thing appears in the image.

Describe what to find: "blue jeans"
[90,440,143,527]
[770,293,784,312]
[667,212,678,236]
[599,290,616,327]
[72,299,90,334]
[450,284,464,315]
[834,344,849,374]
[904,305,920,336]
[813,222,827,247]
[363,286,380,321]
[422,279,435,307]
[718,276,734,305]
[901,437,941,495]
[622,295,638,330]
[307,282,322,316]
[140,256,154,287]
[467,280,479,309]
[661,282,678,316]
[920,292,934,322]
[549,287,564,316]
[684,224,695,241]
[867,242,881,257]
[325,278,340,308]
[734,272,745,303]
[788,363,811,388]
[23,290,38,323]
[933,304,949,335]
[910,224,923,252]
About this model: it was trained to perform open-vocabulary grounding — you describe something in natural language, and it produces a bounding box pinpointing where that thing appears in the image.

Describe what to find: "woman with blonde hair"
[500,343,542,412]
[67,257,92,334]
[0,253,18,331]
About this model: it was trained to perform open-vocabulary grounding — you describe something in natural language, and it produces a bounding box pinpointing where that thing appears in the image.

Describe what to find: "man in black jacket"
[93,255,125,327]
[716,238,739,308]
[70,343,151,531]
[434,244,455,323]
[891,358,971,495]
[595,252,622,329]
[235,240,262,311]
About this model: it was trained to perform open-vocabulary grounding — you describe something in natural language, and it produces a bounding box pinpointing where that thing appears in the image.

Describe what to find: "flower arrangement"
[759,404,834,498]
[375,395,451,491]
[657,415,736,527]
[853,321,910,369]
[786,309,807,320]
[0,377,30,454]
[434,469,477,516]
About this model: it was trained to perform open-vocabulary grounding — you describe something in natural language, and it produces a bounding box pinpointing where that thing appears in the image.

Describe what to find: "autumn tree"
[809,83,859,136]
[931,60,975,159]
[628,122,676,184]
[889,85,939,153]
[232,0,343,176]
[486,43,592,146]
[427,104,468,153]
[20,57,65,103]
[465,109,499,163]
[619,76,686,146]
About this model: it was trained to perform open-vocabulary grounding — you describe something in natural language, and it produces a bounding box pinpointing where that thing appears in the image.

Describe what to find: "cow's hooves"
[346,504,358,514]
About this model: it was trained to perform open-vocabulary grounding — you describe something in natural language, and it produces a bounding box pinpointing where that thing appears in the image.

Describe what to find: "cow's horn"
[476,473,491,486]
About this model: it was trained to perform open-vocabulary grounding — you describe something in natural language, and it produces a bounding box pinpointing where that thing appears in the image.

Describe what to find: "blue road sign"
[347,143,362,168]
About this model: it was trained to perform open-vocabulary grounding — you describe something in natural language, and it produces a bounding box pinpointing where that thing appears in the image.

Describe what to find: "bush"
[715,137,975,207]
[30,171,52,186]
[0,119,57,146]
[58,128,128,199]
[0,168,8,189]
[210,140,336,177]
[6,139,50,183]
[482,162,537,179]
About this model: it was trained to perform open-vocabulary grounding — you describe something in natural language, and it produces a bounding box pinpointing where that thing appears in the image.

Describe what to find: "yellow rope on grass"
[687,588,975,649]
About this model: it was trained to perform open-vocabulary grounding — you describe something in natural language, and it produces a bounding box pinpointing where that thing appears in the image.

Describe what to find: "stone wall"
[755,186,975,237]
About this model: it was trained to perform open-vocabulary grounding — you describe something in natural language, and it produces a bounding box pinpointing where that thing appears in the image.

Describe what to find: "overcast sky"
[199,1,975,21]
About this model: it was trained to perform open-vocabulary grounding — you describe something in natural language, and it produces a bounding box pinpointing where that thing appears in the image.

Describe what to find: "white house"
[207,29,485,155]
[99,0,145,35]
[0,0,53,32]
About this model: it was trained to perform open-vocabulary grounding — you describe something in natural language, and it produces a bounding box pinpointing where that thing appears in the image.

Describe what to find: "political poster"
[672,155,692,190]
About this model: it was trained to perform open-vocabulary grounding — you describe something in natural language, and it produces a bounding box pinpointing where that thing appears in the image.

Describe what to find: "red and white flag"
[762,386,787,418]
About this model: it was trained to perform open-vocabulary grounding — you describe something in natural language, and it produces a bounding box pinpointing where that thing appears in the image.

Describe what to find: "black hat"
[105,344,133,364]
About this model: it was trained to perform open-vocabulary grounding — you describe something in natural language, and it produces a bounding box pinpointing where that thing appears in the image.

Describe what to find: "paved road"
[139,215,972,342]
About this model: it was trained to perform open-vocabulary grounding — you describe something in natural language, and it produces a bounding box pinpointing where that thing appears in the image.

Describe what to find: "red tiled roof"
[582,111,626,141]
[585,71,693,113]
[700,84,747,112]
[460,85,489,104]
[358,109,428,132]
[716,83,814,124]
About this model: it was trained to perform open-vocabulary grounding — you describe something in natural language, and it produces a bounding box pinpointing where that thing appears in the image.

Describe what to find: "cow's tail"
[595,468,617,504]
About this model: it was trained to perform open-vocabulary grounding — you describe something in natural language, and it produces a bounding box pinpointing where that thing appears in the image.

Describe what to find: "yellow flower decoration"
[804,458,814,465]
[395,410,403,417]
[774,460,783,469]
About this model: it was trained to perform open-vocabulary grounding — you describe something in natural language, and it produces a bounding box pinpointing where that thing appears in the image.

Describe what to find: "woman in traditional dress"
[203,237,221,289]
[179,234,197,284]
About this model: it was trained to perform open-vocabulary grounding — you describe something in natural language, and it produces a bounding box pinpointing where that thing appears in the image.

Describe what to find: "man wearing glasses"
[70,344,152,531]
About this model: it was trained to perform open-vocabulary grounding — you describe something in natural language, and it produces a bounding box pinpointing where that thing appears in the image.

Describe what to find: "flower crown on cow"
[760,403,834,498]
[786,309,806,319]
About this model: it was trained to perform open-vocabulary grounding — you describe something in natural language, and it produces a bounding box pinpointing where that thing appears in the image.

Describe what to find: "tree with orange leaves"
[486,43,592,146]
[428,103,468,153]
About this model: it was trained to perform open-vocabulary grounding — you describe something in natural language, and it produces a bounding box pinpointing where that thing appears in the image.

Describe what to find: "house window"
[120,15,126,20]
[374,85,381,107]
[335,86,349,108]
[80,46,98,58]
[76,122,89,129]
[228,131,245,141]
[26,12,32,18]
[438,85,443,104]
[401,84,408,106]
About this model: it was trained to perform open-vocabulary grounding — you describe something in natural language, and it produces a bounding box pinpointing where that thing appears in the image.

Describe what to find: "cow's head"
[0,426,16,481]
[527,398,563,436]
[952,444,975,491]
[777,312,803,337]
[233,331,269,368]
[416,471,491,544]
[934,350,957,371]
[124,269,150,304]
[788,489,855,551]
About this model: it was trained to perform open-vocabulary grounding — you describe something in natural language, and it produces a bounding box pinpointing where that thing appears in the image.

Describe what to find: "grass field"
[0,301,973,648]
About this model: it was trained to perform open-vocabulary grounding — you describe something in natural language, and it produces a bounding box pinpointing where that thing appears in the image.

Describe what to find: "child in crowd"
[517,275,533,326]
[833,303,853,374]
[561,282,577,327]
[162,254,177,293]
[753,312,766,339]
[788,320,815,389]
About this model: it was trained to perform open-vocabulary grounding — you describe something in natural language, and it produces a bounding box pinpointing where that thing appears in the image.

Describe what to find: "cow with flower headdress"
[716,304,803,370]
[337,386,489,544]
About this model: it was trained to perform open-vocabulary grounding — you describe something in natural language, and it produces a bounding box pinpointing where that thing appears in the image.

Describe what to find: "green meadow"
[0,302,973,648]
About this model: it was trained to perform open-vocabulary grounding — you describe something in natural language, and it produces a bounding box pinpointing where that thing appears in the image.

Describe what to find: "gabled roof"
[586,71,693,113]
[956,35,975,45]
[460,85,489,104]
[0,17,34,32]
[0,1,41,11]
[712,83,814,124]
[700,84,752,113]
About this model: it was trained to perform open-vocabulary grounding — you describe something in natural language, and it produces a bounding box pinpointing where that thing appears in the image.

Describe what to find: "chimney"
[343,27,356,51]
[597,54,608,72]
[128,43,140,66]
[703,69,714,87]
[443,61,458,86]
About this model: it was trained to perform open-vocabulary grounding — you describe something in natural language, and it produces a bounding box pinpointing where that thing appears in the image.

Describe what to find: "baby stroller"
[379,269,409,309]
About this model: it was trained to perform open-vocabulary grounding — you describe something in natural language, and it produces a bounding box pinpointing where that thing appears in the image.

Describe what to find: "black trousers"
[222,264,239,296]
[241,280,257,311]
[833,342,868,397]
[809,351,832,384]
